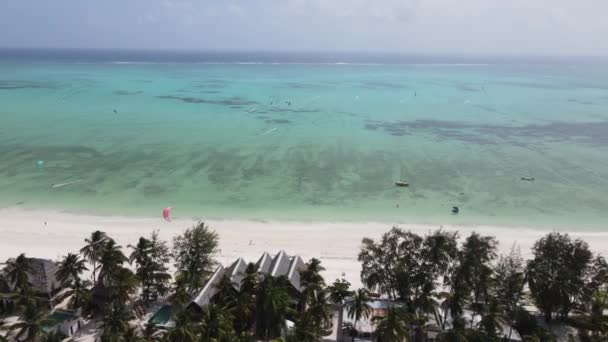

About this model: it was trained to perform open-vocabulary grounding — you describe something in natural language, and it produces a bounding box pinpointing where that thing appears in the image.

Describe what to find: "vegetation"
[172,222,219,292]
[128,231,172,303]
[3,223,608,342]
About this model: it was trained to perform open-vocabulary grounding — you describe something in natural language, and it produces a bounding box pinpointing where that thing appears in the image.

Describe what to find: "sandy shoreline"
[1,207,608,289]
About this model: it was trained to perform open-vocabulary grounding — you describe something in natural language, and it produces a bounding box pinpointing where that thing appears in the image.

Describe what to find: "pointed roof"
[270,250,291,278]
[256,252,272,274]
[2,257,63,296]
[287,255,305,292]
[191,265,225,308]
[226,257,248,291]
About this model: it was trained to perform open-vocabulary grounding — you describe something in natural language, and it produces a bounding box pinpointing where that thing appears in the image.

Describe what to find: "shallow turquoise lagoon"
[1,53,607,229]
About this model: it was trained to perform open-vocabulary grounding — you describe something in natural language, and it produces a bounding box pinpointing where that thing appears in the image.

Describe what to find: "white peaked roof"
[256,252,273,274]
[189,251,308,309]
[226,257,248,291]
[270,250,291,278]
[287,255,305,291]
[191,265,225,308]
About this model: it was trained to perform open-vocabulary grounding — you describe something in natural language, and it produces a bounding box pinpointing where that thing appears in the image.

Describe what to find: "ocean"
[1,49,607,229]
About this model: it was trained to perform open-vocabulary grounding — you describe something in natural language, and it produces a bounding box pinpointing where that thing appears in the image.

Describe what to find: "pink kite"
[162,207,172,222]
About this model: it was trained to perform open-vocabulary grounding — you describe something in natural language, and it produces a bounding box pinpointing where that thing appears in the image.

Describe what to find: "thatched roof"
[1,257,64,296]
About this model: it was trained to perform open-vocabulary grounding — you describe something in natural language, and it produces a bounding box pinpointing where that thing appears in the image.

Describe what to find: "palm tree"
[372,307,411,342]
[122,326,147,342]
[345,288,372,341]
[164,310,199,342]
[56,253,88,287]
[255,276,294,341]
[305,288,334,340]
[199,303,236,341]
[230,262,258,335]
[299,258,326,313]
[6,253,32,293]
[0,318,10,342]
[80,230,109,286]
[41,331,66,342]
[99,304,130,342]
[98,240,128,286]
[169,274,191,310]
[65,280,92,311]
[10,303,46,342]
[143,323,162,341]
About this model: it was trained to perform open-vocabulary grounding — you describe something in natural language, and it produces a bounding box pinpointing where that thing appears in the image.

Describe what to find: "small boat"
[394,181,409,187]
[520,177,535,182]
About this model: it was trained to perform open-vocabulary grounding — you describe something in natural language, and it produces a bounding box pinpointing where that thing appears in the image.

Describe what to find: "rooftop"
[189,251,306,309]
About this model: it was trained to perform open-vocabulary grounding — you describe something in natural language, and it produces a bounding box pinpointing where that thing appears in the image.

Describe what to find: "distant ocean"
[1,49,607,229]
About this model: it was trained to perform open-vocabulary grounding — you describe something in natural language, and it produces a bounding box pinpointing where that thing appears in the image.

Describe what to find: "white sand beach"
[1,207,608,289]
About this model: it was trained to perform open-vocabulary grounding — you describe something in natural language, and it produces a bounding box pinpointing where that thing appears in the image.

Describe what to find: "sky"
[0,0,607,56]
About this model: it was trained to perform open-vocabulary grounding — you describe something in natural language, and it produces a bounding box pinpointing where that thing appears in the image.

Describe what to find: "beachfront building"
[41,308,85,338]
[0,257,69,310]
[188,250,305,312]
[148,251,306,328]
[337,299,402,342]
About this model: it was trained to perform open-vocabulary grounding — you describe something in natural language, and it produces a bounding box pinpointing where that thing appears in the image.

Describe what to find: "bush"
[513,308,538,337]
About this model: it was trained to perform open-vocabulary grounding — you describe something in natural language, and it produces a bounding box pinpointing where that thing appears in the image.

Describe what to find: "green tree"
[99,304,130,342]
[233,263,259,335]
[527,233,593,321]
[80,230,109,286]
[9,303,46,342]
[65,279,93,311]
[163,310,199,342]
[493,246,525,339]
[255,276,294,341]
[459,232,497,328]
[328,278,353,304]
[169,274,192,310]
[172,222,219,292]
[345,288,371,341]
[372,307,411,342]
[129,232,172,302]
[122,326,147,342]
[98,239,128,286]
[359,228,459,314]
[41,331,66,342]
[300,258,325,299]
[199,303,237,341]
[6,254,33,294]
[56,253,88,287]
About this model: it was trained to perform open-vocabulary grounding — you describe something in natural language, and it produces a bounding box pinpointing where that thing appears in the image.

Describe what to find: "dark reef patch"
[284,82,323,89]
[567,99,594,105]
[365,119,608,146]
[265,119,292,124]
[157,95,258,106]
[114,90,143,96]
[358,81,408,90]
[267,107,319,114]
[455,83,481,92]
[0,80,58,90]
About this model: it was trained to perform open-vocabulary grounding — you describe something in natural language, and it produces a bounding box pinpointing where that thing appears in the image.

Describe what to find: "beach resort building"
[41,308,85,338]
[148,251,306,328]
[0,257,69,311]
[188,250,305,311]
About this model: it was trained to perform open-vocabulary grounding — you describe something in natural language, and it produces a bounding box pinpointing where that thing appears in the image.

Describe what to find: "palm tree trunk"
[92,260,97,286]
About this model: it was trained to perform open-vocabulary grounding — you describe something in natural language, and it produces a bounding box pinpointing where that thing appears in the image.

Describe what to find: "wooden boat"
[394,181,409,187]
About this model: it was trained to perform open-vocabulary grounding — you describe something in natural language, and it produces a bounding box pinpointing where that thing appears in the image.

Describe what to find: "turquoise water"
[1,51,608,229]
[148,305,172,326]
